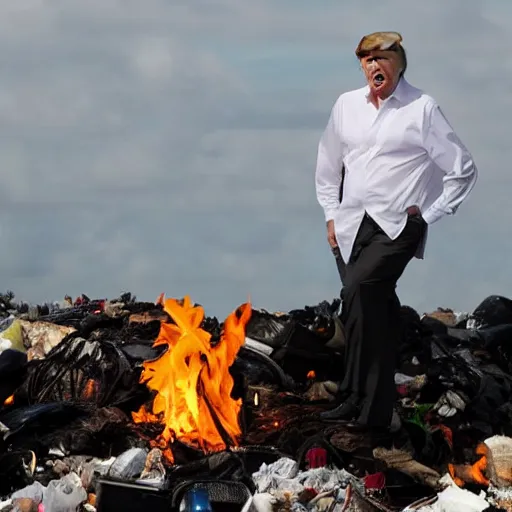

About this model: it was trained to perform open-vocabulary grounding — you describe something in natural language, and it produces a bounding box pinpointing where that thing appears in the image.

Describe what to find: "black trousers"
[334,212,426,427]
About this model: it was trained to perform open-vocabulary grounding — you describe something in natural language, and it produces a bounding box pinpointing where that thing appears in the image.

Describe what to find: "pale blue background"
[0,0,508,318]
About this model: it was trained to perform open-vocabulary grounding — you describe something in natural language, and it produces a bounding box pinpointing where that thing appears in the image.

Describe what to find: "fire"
[3,395,13,406]
[82,379,97,401]
[448,443,489,487]
[132,296,251,463]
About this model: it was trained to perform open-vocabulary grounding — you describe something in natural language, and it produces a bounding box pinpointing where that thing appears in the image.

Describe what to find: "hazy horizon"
[0,0,509,319]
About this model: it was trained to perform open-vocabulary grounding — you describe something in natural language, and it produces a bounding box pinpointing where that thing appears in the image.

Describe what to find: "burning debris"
[131,296,251,463]
[0,291,512,510]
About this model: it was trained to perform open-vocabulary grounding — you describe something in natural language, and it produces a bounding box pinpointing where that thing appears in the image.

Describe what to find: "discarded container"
[95,479,172,512]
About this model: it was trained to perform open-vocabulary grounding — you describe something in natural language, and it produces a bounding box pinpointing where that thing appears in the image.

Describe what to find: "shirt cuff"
[422,207,445,225]
[324,208,338,222]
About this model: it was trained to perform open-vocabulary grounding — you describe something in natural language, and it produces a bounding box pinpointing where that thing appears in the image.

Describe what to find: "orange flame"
[82,379,97,400]
[132,296,251,463]
[3,395,13,406]
[448,443,489,487]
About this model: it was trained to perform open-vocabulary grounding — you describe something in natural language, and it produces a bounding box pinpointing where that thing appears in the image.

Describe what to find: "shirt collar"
[365,76,408,106]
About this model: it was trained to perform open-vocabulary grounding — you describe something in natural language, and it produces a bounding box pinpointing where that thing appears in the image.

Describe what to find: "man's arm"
[421,100,478,225]
[315,98,344,222]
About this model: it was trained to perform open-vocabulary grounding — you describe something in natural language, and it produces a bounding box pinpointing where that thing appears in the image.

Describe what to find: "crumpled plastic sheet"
[252,457,299,493]
[11,480,45,503]
[0,315,15,333]
[12,472,87,512]
[403,474,489,512]
[251,457,361,510]
[43,472,87,512]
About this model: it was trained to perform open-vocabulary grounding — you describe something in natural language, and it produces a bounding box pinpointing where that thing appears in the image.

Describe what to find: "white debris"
[466,318,479,330]
[251,457,359,511]
[484,435,512,487]
[108,447,148,480]
[298,467,352,493]
[487,484,512,509]
[42,471,88,512]
[245,493,276,512]
[412,474,489,512]
[0,499,12,511]
[0,338,12,354]
[96,456,116,474]
[434,390,467,418]
[48,447,67,458]
[453,311,469,324]
[395,373,416,385]
[12,480,45,502]
[252,457,299,493]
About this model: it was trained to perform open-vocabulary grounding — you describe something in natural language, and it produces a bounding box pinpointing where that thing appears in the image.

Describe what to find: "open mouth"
[373,73,385,87]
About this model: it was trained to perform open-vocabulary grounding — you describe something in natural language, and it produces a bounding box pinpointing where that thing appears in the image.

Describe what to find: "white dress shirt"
[315,77,477,263]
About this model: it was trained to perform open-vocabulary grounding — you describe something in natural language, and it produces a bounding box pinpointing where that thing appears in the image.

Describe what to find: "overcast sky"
[0,0,509,318]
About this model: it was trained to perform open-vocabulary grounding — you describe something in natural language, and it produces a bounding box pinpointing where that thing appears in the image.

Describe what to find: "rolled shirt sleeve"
[315,98,344,222]
[421,100,478,225]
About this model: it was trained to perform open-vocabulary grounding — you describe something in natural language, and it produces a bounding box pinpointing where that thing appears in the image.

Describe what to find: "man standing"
[315,32,477,431]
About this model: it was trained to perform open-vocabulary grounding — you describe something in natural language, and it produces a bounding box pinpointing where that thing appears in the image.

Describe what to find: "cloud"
[0,0,509,318]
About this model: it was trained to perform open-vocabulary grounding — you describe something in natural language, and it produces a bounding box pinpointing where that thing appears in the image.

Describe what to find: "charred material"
[244,299,344,384]
[14,334,146,410]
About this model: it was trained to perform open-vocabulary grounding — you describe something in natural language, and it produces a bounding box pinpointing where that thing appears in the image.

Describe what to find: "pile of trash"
[0,290,512,510]
[249,454,508,511]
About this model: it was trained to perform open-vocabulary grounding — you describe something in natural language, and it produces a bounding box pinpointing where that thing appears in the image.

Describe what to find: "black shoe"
[320,396,360,421]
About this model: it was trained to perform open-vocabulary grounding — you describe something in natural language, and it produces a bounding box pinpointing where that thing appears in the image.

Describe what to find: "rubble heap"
[0,290,512,511]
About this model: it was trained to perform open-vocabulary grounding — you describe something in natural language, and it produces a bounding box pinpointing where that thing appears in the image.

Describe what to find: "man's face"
[360,50,402,100]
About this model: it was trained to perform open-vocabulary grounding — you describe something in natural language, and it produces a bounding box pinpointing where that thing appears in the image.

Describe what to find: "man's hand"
[326,220,337,248]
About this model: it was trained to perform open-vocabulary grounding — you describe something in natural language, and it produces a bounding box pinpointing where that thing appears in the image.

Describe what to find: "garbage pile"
[0,290,512,510]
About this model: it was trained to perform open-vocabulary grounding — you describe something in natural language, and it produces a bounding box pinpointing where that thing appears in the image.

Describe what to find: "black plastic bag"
[465,363,512,428]
[269,300,344,383]
[231,346,294,389]
[0,402,90,447]
[244,309,295,348]
[0,349,27,405]
[288,299,341,343]
[244,301,344,383]
[477,324,512,373]
[421,316,449,336]
[469,295,512,329]
[245,299,341,349]
[15,334,144,409]
[0,450,36,495]
[270,330,344,383]
[396,306,432,372]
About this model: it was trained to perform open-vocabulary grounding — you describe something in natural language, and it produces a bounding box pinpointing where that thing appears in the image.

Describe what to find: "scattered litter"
[0,291,509,511]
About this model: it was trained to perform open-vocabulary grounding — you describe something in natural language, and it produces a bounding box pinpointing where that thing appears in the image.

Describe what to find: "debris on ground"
[0,291,510,511]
